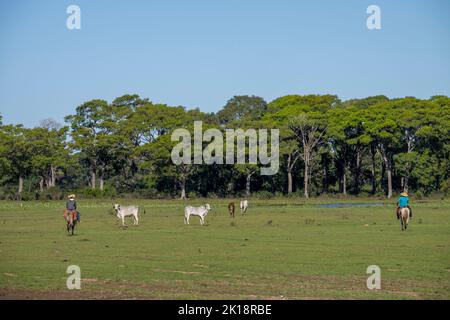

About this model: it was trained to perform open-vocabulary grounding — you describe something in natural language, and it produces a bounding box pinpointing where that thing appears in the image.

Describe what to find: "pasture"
[0,198,449,299]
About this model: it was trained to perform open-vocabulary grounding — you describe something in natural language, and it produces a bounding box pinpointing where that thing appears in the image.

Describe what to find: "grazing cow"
[113,204,139,227]
[184,204,211,226]
[228,202,235,218]
[240,200,248,214]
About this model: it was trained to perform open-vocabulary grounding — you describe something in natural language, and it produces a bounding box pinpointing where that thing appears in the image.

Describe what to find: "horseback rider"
[64,194,80,222]
[396,191,412,220]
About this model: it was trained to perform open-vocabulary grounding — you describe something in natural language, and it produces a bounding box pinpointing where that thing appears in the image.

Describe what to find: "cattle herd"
[112,200,249,227]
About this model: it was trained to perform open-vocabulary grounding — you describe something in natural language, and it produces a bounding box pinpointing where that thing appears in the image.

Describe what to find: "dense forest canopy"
[0,94,449,200]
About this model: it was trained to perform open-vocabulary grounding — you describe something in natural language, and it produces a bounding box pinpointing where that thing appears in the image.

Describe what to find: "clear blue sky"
[0,0,449,127]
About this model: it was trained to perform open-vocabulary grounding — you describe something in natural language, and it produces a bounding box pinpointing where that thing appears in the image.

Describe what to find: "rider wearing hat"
[64,194,80,222]
[396,191,412,219]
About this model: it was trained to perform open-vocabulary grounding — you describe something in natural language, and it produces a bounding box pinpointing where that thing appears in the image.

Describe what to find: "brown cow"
[228,202,235,218]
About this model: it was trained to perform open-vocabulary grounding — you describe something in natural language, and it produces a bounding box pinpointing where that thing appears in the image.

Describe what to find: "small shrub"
[286,190,303,198]
[254,191,274,200]
[19,191,35,201]
[187,191,200,199]
[440,179,450,197]
[76,186,117,199]
[207,192,219,199]
[415,190,424,200]
[38,187,63,200]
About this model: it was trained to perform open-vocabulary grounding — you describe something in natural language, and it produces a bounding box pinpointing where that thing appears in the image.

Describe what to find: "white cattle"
[113,204,139,226]
[240,200,248,214]
[184,204,211,226]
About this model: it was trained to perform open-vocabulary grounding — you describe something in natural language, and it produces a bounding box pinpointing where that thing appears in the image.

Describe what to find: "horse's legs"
[135,214,139,225]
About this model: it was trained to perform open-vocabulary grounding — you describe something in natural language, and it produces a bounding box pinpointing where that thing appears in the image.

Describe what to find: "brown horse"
[228,202,235,218]
[66,211,77,235]
[399,207,410,231]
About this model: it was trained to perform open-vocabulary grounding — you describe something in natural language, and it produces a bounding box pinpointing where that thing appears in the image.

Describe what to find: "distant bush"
[358,191,371,198]
[0,186,16,200]
[206,192,219,199]
[37,187,63,200]
[136,188,159,199]
[75,185,117,199]
[187,191,200,199]
[440,179,450,197]
[414,190,424,200]
[20,191,36,201]
[286,190,303,198]
[254,191,274,199]
[0,186,36,201]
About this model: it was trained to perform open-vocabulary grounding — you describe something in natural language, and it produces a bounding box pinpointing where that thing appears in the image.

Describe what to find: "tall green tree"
[217,95,267,125]
[0,125,34,196]
[29,125,69,191]
[65,99,115,190]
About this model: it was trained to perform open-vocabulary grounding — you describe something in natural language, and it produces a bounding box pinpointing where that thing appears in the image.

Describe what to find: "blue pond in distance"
[316,203,388,208]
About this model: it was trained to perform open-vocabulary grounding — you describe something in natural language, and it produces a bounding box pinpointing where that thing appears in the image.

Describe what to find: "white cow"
[113,204,139,226]
[240,200,248,214]
[184,204,211,226]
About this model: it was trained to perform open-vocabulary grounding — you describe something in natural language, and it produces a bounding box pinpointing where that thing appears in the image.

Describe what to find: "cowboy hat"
[68,194,76,200]
[401,192,408,197]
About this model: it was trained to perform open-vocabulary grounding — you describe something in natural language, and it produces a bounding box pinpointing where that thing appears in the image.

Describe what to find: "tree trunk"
[371,145,376,194]
[342,166,347,196]
[98,167,104,191]
[355,150,361,194]
[50,164,56,187]
[18,175,24,194]
[180,179,186,200]
[246,173,253,197]
[45,178,51,189]
[322,164,327,194]
[227,182,234,194]
[287,154,293,194]
[287,170,293,194]
[380,150,393,199]
[380,158,385,194]
[304,160,309,199]
[91,169,96,190]
[39,178,44,192]
[387,166,393,198]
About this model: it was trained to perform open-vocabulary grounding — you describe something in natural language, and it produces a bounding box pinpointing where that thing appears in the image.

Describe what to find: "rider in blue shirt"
[397,192,412,219]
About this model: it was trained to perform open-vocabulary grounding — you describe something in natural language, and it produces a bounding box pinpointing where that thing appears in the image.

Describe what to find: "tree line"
[0,94,449,200]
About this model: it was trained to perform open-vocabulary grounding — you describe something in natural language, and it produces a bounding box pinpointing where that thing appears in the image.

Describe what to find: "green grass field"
[0,198,449,299]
